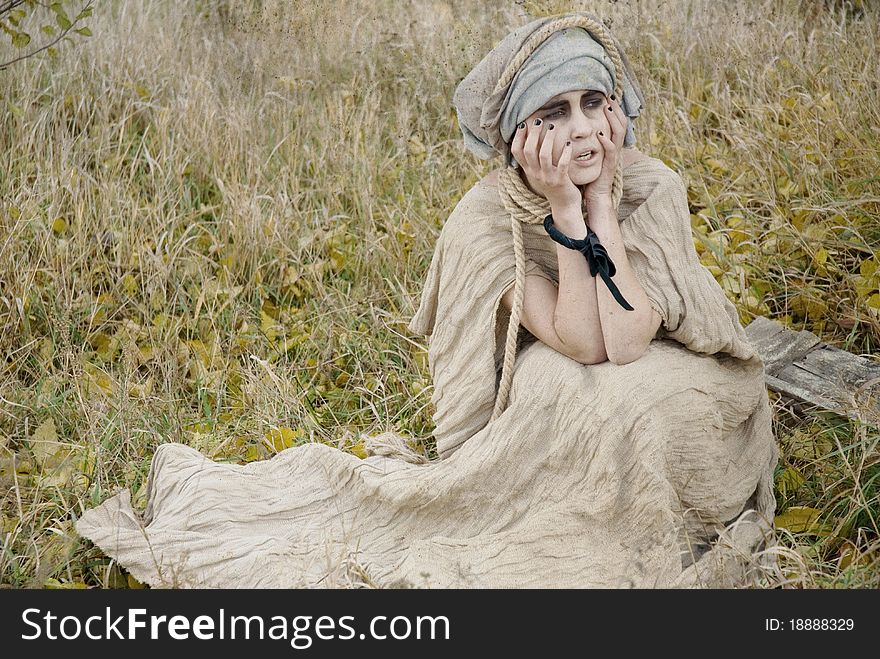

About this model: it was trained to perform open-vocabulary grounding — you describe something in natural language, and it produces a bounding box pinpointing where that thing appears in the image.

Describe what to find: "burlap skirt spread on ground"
[76,338,774,588]
[76,158,779,588]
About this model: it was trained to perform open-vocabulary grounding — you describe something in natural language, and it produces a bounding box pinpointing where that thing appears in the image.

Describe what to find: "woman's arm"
[499,241,607,365]
[544,202,607,363]
[587,196,662,364]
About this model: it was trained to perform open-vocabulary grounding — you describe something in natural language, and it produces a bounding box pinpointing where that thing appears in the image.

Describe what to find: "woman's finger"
[511,121,526,161]
[538,121,556,172]
[597,130,618,171]
[523,118,543,170]
[606,100,627,147]
[557,139,573,174]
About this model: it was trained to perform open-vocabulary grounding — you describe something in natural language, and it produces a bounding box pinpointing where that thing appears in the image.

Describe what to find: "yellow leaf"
[867,293,880,310]
[703,157,728,175]
[89,330,122,362]
[329,249,346,272]
[186,340,210,367]
[805,298,827,320]
[775,506,833,536]
[719,274,741,296]
[261,310,282,342]
[775,176,797,200]
[774,466,805,496]
[44,579,87,589]
[854,276,877,298]
[137,344,156,363]
[52,217,68,235]
[38,453,77,488]
[264,427,303,453]
[127,378,153,399]
[219,253,237,270]
[348,440,369,459]
[30,418,59,465]
[412,348,428,373]
[813,248,827,266]
[790,209,811,231]
[82,366,117,397]
[39,337,54,364]
[121,273,138,297]
[243,444,261,463]
[859,257,878,279]
[126,573,147,589]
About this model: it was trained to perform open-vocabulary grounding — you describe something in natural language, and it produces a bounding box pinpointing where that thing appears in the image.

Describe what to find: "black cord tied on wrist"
[543,214,634,311]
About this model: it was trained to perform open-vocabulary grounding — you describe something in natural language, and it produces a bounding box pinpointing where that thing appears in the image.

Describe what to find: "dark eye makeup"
[541,93,605,119]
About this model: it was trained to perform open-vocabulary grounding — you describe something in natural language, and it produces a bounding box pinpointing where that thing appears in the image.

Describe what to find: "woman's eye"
[544,109,564,119]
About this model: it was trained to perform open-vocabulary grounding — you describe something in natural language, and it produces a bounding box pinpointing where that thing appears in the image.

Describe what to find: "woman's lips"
[572,150,598,166]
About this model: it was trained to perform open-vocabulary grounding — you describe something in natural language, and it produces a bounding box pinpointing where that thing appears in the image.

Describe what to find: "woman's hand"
[510,118,580,211]
[582,98,628,207]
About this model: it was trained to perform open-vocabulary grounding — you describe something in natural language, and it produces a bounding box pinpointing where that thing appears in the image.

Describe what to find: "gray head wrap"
[452,13,645,163]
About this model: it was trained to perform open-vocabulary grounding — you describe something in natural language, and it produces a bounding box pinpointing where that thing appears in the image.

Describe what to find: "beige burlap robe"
[76,157,779,588]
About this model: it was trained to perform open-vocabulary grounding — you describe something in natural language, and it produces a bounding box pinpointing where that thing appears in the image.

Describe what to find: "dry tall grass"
[0,0,877,588]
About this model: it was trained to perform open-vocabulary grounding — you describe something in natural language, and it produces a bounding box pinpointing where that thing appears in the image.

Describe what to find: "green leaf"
[75,26,92,37]
[56,14,72,30]
[77,6,94,20]
[41,25,56,36]
[11,31,31,48]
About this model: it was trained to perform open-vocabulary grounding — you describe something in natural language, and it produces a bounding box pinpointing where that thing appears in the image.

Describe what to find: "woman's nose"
[568,108,593,139]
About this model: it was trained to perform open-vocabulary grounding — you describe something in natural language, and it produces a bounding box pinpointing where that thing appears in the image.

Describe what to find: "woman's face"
[521,89,611,186]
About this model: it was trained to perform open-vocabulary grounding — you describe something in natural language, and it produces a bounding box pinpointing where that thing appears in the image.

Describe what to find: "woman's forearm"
[549,204,608,364]
[586,197,655,363]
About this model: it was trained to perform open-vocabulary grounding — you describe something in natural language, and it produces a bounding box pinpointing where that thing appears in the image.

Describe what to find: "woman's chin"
[569,171,601,188]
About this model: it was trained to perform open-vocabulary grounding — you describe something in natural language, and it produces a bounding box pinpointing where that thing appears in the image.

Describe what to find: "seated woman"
[76,12,779,588]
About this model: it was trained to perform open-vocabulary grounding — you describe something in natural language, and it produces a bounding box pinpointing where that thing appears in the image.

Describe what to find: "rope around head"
[490,15,626,421]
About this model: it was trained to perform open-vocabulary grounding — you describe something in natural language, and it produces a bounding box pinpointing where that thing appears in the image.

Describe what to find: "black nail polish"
[534,119,542,125]
[599,131,604,136]
[566,141,571,146]
[610,94,616,100]
[517,122,525,130]
[548,124,554,130]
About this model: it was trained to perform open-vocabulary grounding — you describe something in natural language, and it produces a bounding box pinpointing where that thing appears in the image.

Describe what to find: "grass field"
[1,0,878,588]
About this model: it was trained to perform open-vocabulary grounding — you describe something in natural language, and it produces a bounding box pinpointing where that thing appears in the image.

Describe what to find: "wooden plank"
[764,372,842,412]
[796,345,880,390]
[745,317,880,422]
[743,316,821,375]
